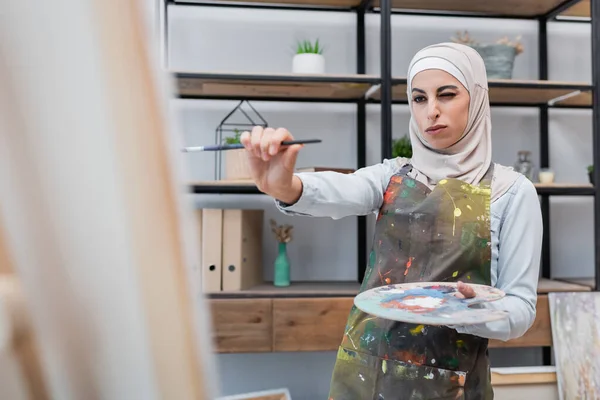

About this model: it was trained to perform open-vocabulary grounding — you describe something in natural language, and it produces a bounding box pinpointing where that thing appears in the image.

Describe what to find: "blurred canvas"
[217,388,291,400]
[549,292,600,400]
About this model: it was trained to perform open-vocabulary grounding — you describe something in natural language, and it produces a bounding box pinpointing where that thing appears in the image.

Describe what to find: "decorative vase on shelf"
[292,53,325,74]
[470,44,517,79]
[538,168,555,184]
[270,218,294,287]
[451,31,523,80]
[514,150,535,181]
[274,242,290,287]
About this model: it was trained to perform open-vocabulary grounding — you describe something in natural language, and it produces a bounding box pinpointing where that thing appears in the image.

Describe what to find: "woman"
[240,42,542,399]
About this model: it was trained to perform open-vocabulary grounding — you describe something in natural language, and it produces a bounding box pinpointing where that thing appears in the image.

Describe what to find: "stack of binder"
[196,208,263,293]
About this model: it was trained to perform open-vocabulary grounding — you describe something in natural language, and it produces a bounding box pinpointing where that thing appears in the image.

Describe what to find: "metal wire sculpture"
[214,100,268,180]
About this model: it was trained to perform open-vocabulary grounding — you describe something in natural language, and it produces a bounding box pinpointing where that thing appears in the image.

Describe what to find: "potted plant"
[392,135,412,159]
[451,31,524,79]
[589,165,594,184]
[223,129,252,180]
[292,39,325,74]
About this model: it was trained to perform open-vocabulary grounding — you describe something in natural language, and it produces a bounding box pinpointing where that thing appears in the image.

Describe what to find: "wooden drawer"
[272,298,353,352]
[210,298,272,353]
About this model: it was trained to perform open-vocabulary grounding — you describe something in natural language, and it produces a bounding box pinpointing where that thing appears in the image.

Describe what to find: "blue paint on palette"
[383,286,453,301]
[380,286,474,316]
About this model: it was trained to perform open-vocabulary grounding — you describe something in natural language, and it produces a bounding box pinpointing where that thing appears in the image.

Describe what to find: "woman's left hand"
[456,281,476,299]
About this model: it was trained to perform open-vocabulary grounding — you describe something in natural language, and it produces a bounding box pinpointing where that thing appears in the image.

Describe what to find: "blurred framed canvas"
[549,292,600,400]
[217,388,291,400]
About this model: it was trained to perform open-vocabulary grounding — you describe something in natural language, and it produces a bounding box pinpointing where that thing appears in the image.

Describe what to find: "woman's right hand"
[240,126,303,204]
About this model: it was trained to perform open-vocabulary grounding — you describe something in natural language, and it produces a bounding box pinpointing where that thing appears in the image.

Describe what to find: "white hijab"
[405,42,519,203]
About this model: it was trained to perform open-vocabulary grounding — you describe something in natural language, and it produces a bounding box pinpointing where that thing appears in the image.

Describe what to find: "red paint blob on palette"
[381,294,449,314]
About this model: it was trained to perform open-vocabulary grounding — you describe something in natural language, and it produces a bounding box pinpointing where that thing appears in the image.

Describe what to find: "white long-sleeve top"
[275,158,543,342]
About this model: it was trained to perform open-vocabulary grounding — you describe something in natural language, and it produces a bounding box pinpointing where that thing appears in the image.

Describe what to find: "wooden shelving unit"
[191,181,596,196]
[166,0,600,365]
[175,73,594,107]
[537,277,592,293]
[491,367,557,385]
[556,276,596,289]
[172,0,590,17]
[386,78,593,107]
[208,277,590,300]
[207,278,591,354]
[211,281,361,298]
[220,0,362,5]
[380,0,583,17]
[175,71,380,102]
[534,183,595,195]
[172,0,365,8]
[189,180,261,194]
[560,0,590,18]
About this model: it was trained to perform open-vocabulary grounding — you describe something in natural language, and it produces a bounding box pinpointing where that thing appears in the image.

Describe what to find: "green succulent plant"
[392,135,412,158]
[296,39,324,55]
[223,129,242,144]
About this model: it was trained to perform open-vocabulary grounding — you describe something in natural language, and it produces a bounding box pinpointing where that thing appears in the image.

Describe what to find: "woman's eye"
[413,96,426,103]
[439,92,456,98]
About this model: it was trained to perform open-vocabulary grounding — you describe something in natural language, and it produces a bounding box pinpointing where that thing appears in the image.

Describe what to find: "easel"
[0,0,216,398]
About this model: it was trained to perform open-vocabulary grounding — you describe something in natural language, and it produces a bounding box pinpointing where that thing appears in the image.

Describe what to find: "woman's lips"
[426,125,447,135]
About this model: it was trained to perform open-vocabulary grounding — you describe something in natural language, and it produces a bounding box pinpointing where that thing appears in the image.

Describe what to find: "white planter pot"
[292,53,325,74]
[224,149,252,180]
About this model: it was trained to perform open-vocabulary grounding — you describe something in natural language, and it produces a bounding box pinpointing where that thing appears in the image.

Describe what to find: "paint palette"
[354,282,508,325]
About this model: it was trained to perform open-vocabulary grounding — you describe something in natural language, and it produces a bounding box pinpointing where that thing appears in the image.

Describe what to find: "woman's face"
[410,69,470,150]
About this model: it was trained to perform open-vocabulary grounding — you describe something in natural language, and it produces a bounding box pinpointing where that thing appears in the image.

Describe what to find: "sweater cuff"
[274,174,316,215]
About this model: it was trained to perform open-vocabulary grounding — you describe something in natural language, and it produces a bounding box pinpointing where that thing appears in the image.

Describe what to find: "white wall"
[166,5,594,399]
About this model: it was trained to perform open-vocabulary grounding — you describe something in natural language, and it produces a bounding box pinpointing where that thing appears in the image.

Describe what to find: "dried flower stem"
[270,219,294,243]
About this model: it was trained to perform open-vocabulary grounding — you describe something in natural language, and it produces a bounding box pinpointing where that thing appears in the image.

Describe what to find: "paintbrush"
[181,139,321,152]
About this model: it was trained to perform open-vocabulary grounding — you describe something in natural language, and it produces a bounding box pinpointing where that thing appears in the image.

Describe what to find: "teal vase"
[274,242,290,287]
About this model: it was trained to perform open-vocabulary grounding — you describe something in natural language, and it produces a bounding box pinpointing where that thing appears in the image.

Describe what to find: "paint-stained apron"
[328,163,495,400]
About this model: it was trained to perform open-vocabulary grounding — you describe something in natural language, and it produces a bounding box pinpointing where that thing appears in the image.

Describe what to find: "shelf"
[174,72,592,107]
[171,0,364,10]
[555,90,592,107]
[490,366,557,385]
[559,0,589,18]
[555,277,596,289]
[173,0,590,18]
[534,183,595,195]
[190,180,262,194]
[191,181,595,195]
[537,277,591,293]
[375,0,586,18]
[207,278,590,299]
[210,281,361,298]
[387,78,592,107]
[174,71,379,102]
